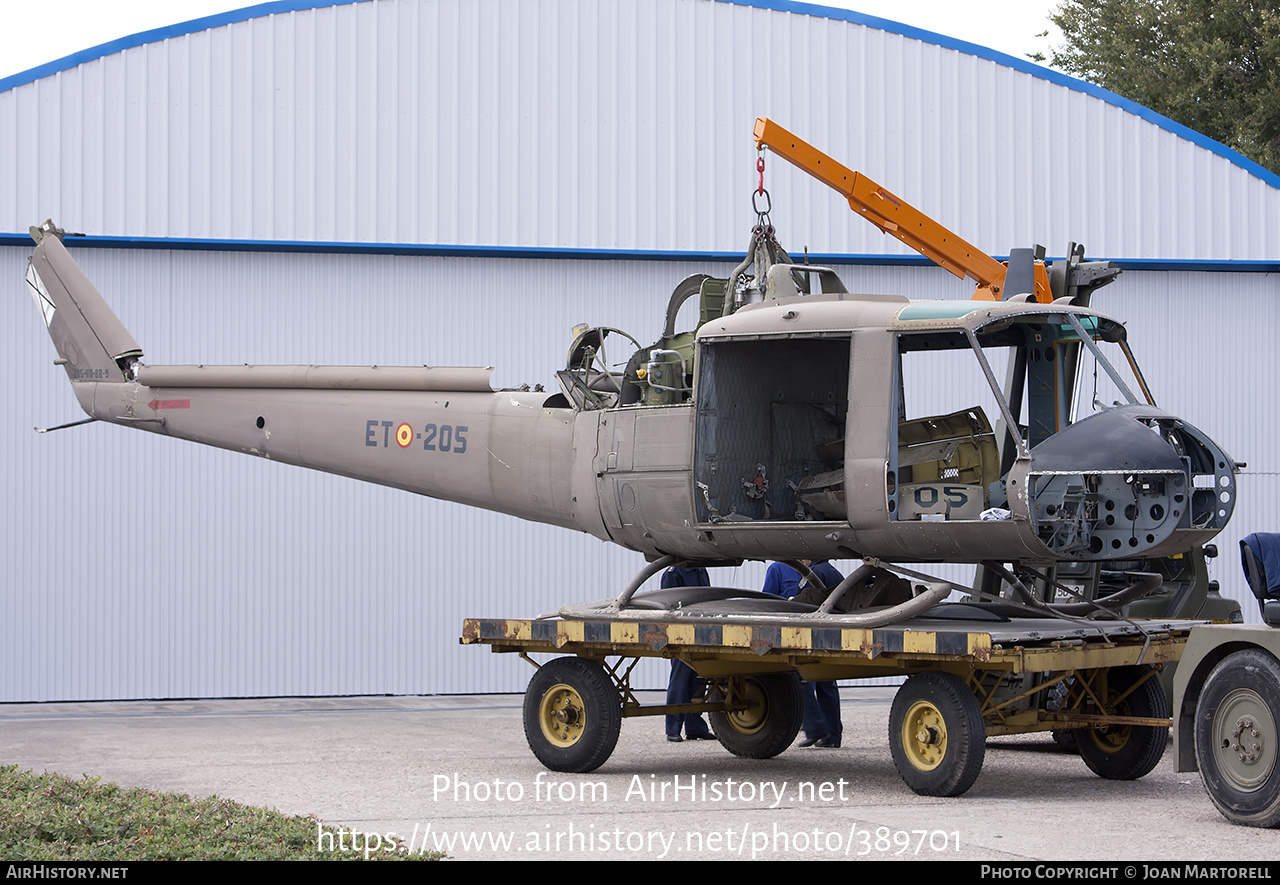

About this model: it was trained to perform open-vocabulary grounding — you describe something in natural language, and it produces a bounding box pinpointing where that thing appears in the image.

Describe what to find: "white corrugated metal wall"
[3,0,1278,255]
[2,0,1277,701]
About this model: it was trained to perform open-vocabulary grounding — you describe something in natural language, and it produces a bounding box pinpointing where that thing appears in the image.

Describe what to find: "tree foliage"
[1042,0,1280,175]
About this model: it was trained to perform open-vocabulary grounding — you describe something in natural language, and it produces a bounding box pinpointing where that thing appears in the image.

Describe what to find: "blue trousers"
[802,681,841,740]
[666,661,713,737]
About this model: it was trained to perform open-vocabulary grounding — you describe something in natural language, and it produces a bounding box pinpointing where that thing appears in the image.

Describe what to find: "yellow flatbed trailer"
[462,612,1197,797]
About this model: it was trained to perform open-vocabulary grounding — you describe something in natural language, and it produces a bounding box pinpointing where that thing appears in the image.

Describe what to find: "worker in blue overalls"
[662,565,716,742]
[763,560,844,748]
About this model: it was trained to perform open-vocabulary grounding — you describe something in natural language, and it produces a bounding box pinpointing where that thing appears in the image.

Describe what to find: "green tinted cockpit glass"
[896,302,985,321]
[1052,315,1101,341]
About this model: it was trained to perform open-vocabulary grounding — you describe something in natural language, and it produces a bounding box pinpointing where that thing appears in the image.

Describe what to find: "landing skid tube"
[552,553,955,629]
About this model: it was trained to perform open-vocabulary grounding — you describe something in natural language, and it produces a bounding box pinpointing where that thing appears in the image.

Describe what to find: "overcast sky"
[0,0,1064,82]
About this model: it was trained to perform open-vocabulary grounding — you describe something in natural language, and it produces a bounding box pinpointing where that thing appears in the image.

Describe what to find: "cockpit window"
[890,312,1156,522]
[893,331,1009,521]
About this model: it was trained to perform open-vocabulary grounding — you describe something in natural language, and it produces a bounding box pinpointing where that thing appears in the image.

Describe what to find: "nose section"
[1026,405,1237,560]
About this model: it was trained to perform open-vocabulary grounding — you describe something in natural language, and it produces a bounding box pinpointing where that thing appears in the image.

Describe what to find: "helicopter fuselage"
[31,224,1234,568]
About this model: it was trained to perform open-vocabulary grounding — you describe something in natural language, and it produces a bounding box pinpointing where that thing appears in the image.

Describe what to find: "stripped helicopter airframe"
[25,119,1239,625]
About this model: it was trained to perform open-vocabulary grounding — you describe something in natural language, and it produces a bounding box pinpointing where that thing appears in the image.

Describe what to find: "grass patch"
[0,765,443,861]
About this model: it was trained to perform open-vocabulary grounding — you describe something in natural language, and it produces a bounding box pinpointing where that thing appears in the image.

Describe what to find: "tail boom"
[28,225,601,537]
[79,372,594,531]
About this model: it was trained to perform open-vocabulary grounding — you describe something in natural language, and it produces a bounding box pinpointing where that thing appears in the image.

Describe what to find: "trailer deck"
[462,609,1199,797]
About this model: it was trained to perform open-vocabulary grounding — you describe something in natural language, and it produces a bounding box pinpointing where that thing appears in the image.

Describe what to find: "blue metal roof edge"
[2,232,1276,272]
[1,0,1276,191]
[742,0,1280,190]
[0,0,373,94]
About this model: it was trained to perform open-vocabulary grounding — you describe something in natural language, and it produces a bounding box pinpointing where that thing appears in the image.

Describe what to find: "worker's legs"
[814,681,842,742]
[666,660,712,739]
[800,681,841,747]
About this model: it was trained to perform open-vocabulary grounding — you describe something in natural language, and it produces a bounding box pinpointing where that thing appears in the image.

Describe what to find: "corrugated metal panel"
[3,243,1275,700]
[1,0,1278,259]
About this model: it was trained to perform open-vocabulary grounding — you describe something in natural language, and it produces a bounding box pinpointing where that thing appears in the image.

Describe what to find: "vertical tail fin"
[27,222,142,388]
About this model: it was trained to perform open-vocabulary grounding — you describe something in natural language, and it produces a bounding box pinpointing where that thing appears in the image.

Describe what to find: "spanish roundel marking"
[395,422,414,448]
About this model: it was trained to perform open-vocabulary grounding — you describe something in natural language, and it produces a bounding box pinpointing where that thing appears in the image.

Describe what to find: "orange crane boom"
[752,118,1050,302]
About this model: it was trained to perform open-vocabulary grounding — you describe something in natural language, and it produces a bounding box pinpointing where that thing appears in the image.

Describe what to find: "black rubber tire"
[523,657,622,773]
[708,673,803,759]
[1072,665,1168,780]
[1051,729,1079,753]
[1194,649,1280,827]
[889,672,986,797]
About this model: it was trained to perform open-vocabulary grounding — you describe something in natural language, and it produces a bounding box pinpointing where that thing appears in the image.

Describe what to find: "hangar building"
[1,0,1276,701]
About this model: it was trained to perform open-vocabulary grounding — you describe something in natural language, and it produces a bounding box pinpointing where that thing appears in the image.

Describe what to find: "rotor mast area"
[751,117,1052,303]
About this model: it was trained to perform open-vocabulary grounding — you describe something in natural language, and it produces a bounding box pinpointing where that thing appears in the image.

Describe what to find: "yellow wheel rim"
[901,700,948,771]
[1086,683,1132,755]
[1086,722,1132,754]
[538,683,586,748]
[725,679,769,735]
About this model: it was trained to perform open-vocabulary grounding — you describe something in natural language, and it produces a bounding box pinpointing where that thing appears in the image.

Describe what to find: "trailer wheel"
[1194,650,1280,827]
[523,657,621,773]
[889,673,986,797]
[1051,730,1079,753]
[708,673,803,759]
[1072,665,1167,780]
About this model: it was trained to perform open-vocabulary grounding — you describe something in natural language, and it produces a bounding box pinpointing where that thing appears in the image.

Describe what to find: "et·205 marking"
[365,420,469,454]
